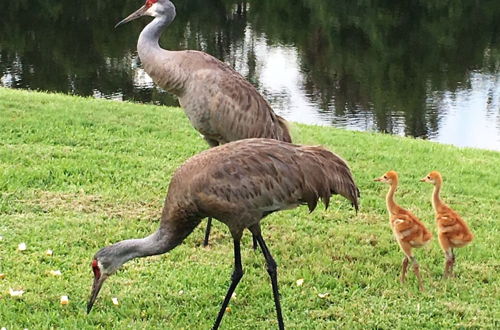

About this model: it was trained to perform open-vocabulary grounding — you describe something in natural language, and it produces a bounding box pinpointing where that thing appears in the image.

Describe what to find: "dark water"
[1,0,499,151]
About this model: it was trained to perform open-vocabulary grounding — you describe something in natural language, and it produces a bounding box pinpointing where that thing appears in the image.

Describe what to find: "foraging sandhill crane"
[420,171,473,278]
[116,0,292,247]
[374,171,432,291]
[87,138,359,329]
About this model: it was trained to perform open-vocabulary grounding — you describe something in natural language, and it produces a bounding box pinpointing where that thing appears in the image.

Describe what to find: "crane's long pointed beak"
[115,5,148,28]
[373,178,382,182]
[87,276,106,314]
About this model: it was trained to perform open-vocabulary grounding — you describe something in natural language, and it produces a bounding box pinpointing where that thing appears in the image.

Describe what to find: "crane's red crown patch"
[145,0,158,8]
[92,259,101,279]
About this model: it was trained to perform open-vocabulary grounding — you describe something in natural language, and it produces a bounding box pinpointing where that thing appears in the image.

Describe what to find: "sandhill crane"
[420,171,473,278]
[87,138,359,329]
[115,0,292,247]
[374,171,432,291]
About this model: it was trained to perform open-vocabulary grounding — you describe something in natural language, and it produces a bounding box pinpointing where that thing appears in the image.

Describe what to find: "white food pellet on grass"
[60,296,69,305]
[18,243,27,251]
[9,288,24,297]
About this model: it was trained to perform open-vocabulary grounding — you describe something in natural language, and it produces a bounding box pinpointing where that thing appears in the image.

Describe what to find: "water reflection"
[1,0,499,150]
[431,72,500,150]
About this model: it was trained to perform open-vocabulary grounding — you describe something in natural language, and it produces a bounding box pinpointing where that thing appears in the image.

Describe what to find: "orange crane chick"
[421,171,473,278]
[375,171,432,291]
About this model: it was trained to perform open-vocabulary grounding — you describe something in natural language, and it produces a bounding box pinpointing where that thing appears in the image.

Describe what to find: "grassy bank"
[0,88,498,328]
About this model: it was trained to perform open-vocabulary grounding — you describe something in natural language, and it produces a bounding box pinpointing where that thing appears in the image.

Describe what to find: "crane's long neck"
[386,182,400,215]
[432,181,445,212]
[107,214,201,267]
[108,228,177,267]
[138,15,172,60]
[136,13,188,96]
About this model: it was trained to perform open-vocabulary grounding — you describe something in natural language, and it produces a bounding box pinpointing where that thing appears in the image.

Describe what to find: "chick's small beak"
[87,275,107,314]
[115,5,148,28]
[420,177,427,182]
[374,177,382,182]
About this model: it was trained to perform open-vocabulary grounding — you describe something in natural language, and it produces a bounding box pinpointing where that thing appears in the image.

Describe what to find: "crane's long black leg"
[203,137,219,248]
[212,238,243,330]
[255,233,285,330]
[203,217,212,247]
[252,235,258,250]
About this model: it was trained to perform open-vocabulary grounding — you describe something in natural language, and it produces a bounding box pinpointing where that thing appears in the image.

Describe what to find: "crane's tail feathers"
[351,183,361,213]
[299,146,360,214]
[353,187,361,214]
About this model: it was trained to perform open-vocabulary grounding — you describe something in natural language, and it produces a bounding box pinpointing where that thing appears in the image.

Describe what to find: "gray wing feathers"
[184,51,292,143]
[215,77,292,142]
[179,140,359,217]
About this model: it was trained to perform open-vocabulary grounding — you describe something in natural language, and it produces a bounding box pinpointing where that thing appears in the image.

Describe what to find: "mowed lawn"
[0,88,498,329]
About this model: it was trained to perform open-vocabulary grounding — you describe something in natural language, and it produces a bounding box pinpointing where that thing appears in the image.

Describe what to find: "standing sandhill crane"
[116,0,292,247]
[374,171,432,291]
[87,138,359,329]
[420,171,473,278]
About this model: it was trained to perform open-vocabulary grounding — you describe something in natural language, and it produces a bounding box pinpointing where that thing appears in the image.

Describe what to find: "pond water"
[1,0,499,151]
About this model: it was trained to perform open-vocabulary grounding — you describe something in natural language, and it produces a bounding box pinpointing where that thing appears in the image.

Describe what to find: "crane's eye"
[427,176,431,179]
[383,176,387,179]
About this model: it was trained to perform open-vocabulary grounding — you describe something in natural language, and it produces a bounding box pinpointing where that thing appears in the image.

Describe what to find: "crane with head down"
[87,138,359,329]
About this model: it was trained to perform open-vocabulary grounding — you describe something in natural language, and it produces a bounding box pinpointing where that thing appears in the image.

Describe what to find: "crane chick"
[374,171,432,291]
[421,171,473,278]
[87,138,359,329]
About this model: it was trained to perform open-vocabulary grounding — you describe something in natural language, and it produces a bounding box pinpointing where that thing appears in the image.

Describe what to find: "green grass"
[0,87,499,329]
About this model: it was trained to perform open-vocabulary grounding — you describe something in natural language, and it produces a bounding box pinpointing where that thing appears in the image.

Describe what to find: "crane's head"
[115,0,176,28]
[420,171,442,185]
[374,170,398,185]
[86,245,128,314]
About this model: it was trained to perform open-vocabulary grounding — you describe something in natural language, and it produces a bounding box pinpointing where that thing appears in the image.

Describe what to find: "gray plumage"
[167,138,359,220]
[87,138,360,329]
[116,0,292,246]
[118,0,291,146]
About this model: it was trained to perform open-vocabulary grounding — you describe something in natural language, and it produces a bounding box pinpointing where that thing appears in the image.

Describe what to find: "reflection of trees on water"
[248,0,500,137]
[1,0,499,139]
